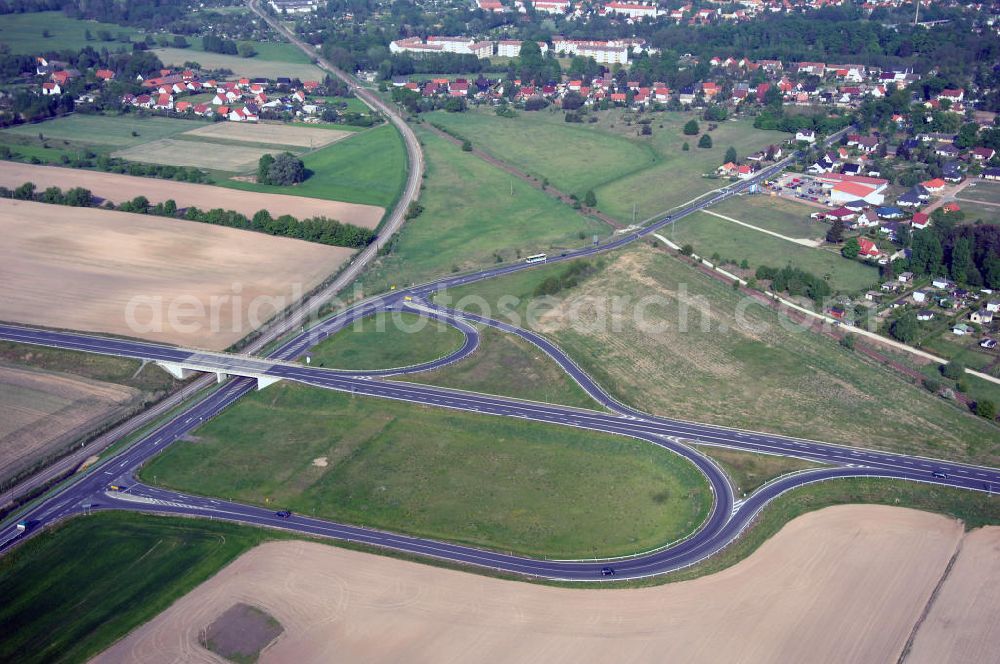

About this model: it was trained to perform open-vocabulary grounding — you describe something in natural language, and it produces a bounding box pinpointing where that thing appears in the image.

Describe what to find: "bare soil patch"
[95,506,963,664]
[200,602,283,664]
[112,138,276,172]
[0,364,137,482]
[906,526,1000,663]
[0,162,383,229]
[0,199,354,350]
[182,123,351,149]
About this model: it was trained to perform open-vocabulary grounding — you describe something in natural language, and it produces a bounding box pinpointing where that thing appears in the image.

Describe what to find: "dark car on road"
[932,471,948,479]
[275,510,292,518]
[600,567,615,577]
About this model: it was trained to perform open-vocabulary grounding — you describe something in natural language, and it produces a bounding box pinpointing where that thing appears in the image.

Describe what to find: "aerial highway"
[0,116,924,581]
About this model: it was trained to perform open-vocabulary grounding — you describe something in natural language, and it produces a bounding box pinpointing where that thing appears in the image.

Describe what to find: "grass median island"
[140,384,711,559]
[356,126,607,293]
[304,311,466,370]
[402,324,598,409]
[0,512,278,664]
[444,247,1000,465]
[693,446,823,495]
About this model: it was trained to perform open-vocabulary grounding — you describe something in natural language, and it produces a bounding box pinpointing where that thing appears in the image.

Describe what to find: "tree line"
[2,180,377,249]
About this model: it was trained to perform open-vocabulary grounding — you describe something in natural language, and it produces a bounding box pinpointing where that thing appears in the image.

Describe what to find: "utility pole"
[914,0,919,26]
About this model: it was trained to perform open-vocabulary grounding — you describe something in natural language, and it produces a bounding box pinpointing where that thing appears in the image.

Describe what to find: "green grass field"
[953,199,1000,224]
[443,247,1000,464]
[140,384,710,558]
[430,109,783,224]
[402,324,598,409]
[182,39,314,65]
[0,11,141,54]
[668,211,878,293]
[218,124,406,209]
[304,312,466,370]
[429,108,653,197]
[0,513,276,664]
[1,114,196,149]
[153,47,323,80]
[354,125,607,294]
[958,182,1000,205]
[711,194,826,240]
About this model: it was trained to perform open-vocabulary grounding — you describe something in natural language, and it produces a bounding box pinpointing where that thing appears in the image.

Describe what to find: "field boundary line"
[702,209,822,247]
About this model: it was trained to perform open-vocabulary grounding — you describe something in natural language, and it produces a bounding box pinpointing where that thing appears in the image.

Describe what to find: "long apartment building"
[551,37,648,64]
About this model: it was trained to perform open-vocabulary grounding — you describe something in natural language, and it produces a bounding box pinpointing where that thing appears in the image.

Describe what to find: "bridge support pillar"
[155,361,196,381]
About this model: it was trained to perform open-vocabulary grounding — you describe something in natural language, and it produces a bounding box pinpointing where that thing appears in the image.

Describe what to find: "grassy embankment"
[0,341,176,394]
[442,246,1000,464]
[303,311,466,370]
[140,384,710,560]
[354,125,608,294]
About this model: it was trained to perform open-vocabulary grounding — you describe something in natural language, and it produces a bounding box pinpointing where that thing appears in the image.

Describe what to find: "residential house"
[912,290,928,303]
[952,323,972,336]
[911,212,930,229]
[921,178,946,193]
[971,309,994,324]
[971,147,996,162]
[897,188,923,208]
[898,272,914,283]
[942,161,963,183]
[984,168,1000,181]
[41,82,60,95]
[917,310,934,321]
[932,278,953,289]
[795,129,816,143]
[981,338,998,349]
[857,237,880,258]
[987,301,1000,313]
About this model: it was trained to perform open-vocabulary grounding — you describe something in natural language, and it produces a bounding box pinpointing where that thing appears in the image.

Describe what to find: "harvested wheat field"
[182,122,351,149]
[95,506,969,664]
[0,163,383,228]
[113,138,276,172]
[0,199,354,349]
[0,364,137,481]
[906,526,1000,664]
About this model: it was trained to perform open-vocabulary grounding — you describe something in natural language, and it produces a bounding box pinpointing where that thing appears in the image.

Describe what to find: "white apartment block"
[601,1,663,18]
[552,38,629,64]
[390,36,476,55]
[496,40,550,57]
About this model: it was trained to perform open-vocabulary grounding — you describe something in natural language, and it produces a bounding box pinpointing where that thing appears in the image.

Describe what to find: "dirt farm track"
[94,506,1000,664]
[0,162,384,229]
[0,199,354,350]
